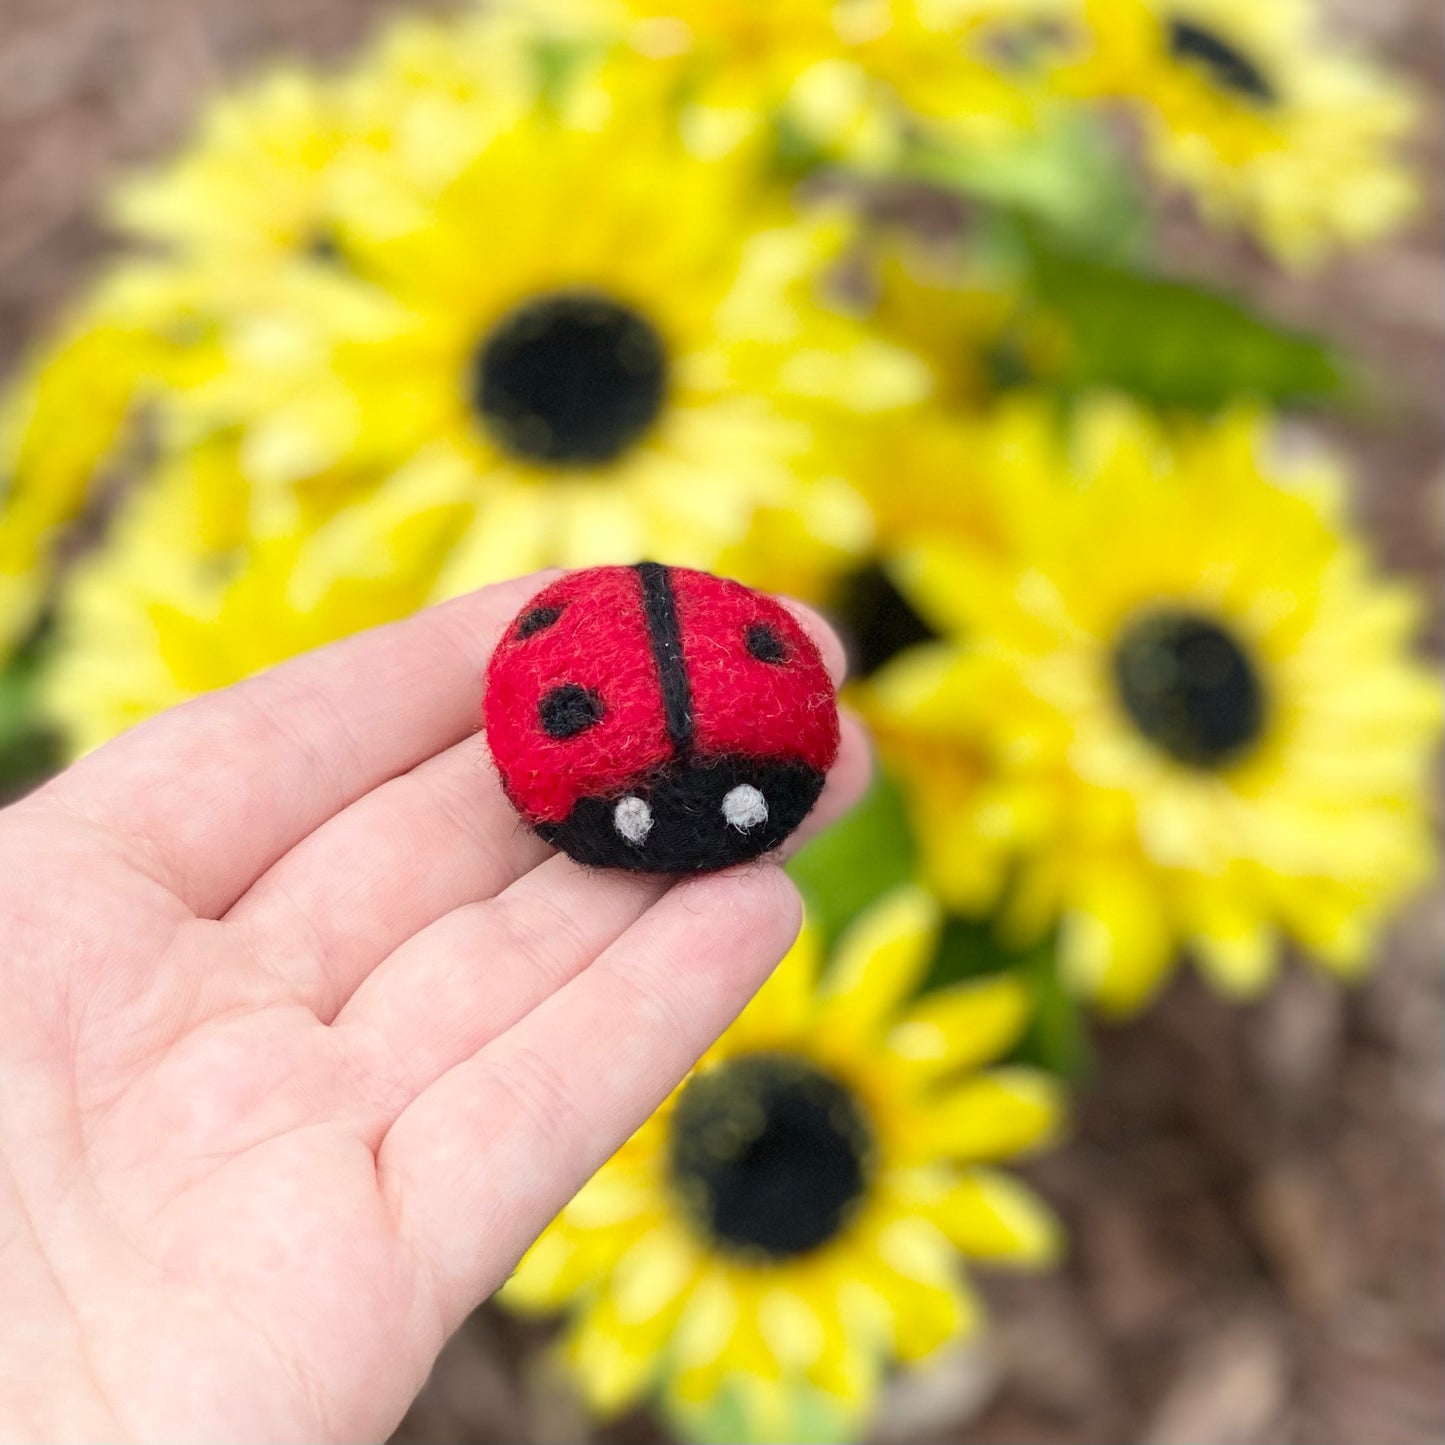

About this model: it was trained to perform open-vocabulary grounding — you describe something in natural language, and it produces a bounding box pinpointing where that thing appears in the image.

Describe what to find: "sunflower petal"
[496,1225,577,1314]
[931,1168,1063,1266]
[897,1277,977,1362]
[886,973,1033,1080]
[810,1286,886,1408]
[868,1218,983,1361]
[817,886,942,1042]
[564,1297,667,1415]
[756,1286,827,1372]
[1190,918,1279,997]
[671,1266,743,1375]
[1059,863,1176,1015]
[564,1167,654,1230]
[611,1227,699,1326]
[905,1068,1064,1163]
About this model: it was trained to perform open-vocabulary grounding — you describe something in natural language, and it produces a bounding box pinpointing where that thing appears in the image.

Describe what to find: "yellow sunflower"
[822,406,1004,693]
[501,886,1063,1438]
[38,442,470,755]
[2,66,350,654]
[0,304,144,651]
[523,0,1041,163]
[0,12,556,657]
[0,262,213,653]
[109,12,538,274]
[805,233,1072,676]
[1056,0,1417,266]
[176,75,926,591]
[834,239,1073,560]
[108,67,347,270]
[863,398,1441,1013]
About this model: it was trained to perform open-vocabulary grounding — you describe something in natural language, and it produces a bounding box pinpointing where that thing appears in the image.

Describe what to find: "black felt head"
[535,754,827,872]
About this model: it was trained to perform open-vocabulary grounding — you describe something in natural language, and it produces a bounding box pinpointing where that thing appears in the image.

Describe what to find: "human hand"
[0,573,867,1443]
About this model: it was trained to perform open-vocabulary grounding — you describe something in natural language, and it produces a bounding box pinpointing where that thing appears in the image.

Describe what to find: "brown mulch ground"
[1,2,1440,1441]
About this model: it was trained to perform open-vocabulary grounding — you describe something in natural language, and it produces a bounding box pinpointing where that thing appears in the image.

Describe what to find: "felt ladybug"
[484,564,840,872]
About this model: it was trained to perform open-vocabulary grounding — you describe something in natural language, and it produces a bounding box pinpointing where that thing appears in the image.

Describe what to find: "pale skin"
[0,572,868,1443]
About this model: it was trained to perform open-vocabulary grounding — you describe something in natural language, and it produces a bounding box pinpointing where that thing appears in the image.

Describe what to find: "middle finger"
[225,730,549,1019]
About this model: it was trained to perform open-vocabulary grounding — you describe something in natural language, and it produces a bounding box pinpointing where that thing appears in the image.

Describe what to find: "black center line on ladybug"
[636,561,696,758]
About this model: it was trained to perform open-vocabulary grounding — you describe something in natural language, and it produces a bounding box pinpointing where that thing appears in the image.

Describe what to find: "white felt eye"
[722,784,768,832]
[613,796,654,845]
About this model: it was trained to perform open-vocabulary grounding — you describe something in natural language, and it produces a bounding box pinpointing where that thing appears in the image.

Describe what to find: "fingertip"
[677,853,803,936]
[782,710,871,855]
[478,567,568,611]
[520,566,568,591]
[832,709,873,805]
[776,596,848,689]
[736,861,804,955]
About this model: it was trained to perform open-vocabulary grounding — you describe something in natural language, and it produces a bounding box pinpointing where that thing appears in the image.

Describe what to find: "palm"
[0,575,862,1443]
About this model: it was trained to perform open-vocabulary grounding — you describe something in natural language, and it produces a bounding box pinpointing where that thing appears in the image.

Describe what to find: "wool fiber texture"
[484,564,839,872]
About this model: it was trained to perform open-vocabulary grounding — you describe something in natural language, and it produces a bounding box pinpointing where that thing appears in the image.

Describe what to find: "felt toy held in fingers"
[484,564,840,872]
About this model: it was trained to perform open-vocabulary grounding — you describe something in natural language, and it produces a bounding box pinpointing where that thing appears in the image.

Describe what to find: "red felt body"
[483,565,839,824]
[483,567,672,823]
[669,567,837,772]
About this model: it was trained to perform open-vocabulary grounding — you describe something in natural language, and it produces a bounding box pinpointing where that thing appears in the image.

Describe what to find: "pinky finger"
[377,863,803,1333]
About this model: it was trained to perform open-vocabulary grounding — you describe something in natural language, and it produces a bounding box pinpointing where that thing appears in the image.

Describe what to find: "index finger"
[34,572,562,917]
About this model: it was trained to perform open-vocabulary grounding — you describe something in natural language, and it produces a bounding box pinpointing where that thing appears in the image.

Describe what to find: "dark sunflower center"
[668,1053,873,1261]
[833,562,940,679]
[1166,18,1276,104]
[1113,608,1266,768]
[471,290,668,468]
[303,228,343,263]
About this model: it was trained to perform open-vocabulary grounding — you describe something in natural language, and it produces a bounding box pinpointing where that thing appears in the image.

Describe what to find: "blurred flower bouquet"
[0,0,1437,1440]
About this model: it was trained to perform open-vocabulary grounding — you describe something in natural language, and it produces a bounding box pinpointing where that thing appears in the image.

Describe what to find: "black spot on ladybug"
[539,684,605,739]
[515,604,563,639]
[745,623,787,664]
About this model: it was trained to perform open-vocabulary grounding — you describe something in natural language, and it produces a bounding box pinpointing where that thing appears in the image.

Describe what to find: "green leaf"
[923,912,1045,991]
[921,916,1093,1082]
[787,771,917,945]
[771,109,837,181]
[906,114,1148,261]
[787,771,1093,1080]
[0,652,61,805]
[1023,232,1349,410]
[1010,943,1095,1083]
[533,36,606,107]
